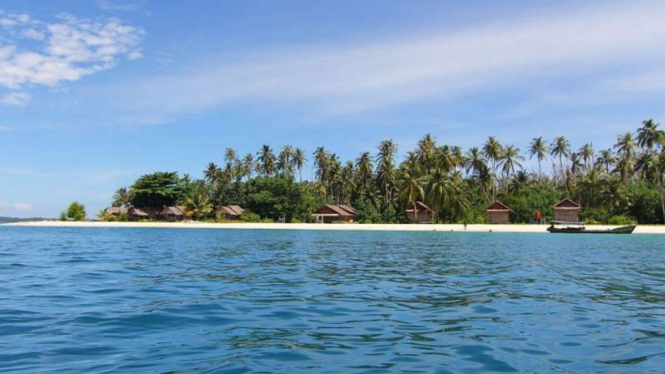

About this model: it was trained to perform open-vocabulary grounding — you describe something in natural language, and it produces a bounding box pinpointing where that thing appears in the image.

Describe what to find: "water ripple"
[0,226,664,373]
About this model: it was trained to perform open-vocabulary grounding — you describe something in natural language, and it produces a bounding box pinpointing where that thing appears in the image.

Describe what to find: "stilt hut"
[553,199,581,222]
[406,201,435,223]
[313,204,356,223]
[486,201,513,224]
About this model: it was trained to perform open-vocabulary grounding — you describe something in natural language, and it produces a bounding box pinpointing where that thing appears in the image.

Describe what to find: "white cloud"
[13,203,33,211]
[106,1,665,120]
[0,200,7,208]
[0,91,31,106]
[0,11,144,104]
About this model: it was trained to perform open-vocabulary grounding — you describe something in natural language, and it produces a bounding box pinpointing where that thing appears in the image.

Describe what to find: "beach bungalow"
[553,199,581,222]
[313,204,356,223]
[106,206,128,216]
[218,205,245,220]
[128,207,160,221]
[161,206,186,222]
[406,201,435,223]
[486,201,513,224]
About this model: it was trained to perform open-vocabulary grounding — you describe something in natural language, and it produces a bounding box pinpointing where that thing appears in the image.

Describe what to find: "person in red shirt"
[534,210,543,224]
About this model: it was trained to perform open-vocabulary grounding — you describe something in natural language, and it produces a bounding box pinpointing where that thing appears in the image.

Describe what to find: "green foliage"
[502,184,562,223]
[355,198,382,223]
[130,172,185,208]
[239,212,261,222]
[246,176,313,222]
[66,202,86,221]
[59,212,67,221]
[608,215,635,225]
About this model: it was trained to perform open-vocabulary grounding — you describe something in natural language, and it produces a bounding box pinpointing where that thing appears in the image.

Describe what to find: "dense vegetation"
[104,120,665,224]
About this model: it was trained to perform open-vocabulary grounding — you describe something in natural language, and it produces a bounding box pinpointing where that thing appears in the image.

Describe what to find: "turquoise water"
[1,227,664,373]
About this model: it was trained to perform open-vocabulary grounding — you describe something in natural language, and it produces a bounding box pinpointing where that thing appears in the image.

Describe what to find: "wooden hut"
[106,207,128,216]
[128,207,160,221]
[486,201,513,224]
[313,204,356,223]
[406,201,435,223]
[553,199,581,222]
[161,206,186,222]
[218,205,245,220]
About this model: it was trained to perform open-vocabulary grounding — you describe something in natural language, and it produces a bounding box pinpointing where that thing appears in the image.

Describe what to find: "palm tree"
[597,149,614,174]
[257,144,276,176]
[112,187,131,207]
[376,140,397,205]
[224,148,237,164]
[637,119,664,152]
[356,152,373,191]
[416,134,437,172]
[464,147,487,177]
[551,136,571,180]
[277,145,294,176]
[313,147,329,184]
[615,132,637,160]
[499,145,524,181]
[579,143,594,173]
[529,137,548,181]
[400,170,425,222]
[242,153,255,179]
[426,168,452,218]
[185,187,213,220]
[482,136,503,200]
[292,147,306,183]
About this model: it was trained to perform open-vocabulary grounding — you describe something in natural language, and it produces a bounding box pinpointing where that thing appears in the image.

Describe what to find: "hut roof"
[107,207,128,215]
[162,206,185,215]
[219,205,245,216]
[405,201,434,213]
[315,204,356,216]
[554,198,581,210]
[486,201,513,213]
[129,207,149,216]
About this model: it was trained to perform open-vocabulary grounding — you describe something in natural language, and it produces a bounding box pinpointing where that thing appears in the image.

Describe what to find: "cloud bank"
[112,1,665,122]
[0,10,144,106]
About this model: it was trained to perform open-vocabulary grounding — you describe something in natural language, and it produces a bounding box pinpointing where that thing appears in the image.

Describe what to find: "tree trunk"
[414,202,418,223]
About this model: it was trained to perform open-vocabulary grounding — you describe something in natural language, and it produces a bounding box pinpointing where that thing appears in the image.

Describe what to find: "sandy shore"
[4,220,665,234]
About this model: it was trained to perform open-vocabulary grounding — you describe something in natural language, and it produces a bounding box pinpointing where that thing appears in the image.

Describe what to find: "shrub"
[66,202,86,221]
[240,212,261,222]
[608,215,635,225]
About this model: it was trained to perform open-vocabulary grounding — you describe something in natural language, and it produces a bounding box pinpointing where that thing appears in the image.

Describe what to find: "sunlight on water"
[0,227,664,373]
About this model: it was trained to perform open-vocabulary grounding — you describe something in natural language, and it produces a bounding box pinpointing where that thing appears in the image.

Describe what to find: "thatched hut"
[406,201,435,223]
[486,201,513,224]
[553,199,581,222]
[161,206,186,222]
[106,207,128,216]
[313,204,356,223]
[128,207,160,221]
[218,205,245,220]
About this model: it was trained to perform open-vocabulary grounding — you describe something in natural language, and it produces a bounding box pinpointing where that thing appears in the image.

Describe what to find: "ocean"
[1,226,663,373]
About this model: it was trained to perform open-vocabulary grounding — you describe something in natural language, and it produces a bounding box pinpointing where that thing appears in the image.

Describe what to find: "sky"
[1,0,665,218]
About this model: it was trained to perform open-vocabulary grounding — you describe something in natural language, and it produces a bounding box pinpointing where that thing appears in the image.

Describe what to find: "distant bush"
[66,202,86,221]
[105,215,117,222]
[240,212,261,222]
[118,212,129,222]
[608,215,635,225]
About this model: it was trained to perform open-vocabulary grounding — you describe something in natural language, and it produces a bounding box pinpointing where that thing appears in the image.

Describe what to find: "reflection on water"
[0,227,664,373]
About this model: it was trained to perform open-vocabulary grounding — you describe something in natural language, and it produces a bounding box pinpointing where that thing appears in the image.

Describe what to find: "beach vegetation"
[66,202,86,221]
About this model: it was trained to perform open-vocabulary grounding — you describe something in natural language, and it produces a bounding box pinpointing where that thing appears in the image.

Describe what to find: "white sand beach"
[4,221,665,234]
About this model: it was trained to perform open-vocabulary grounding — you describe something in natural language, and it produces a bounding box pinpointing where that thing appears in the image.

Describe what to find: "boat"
[547,221,636,234]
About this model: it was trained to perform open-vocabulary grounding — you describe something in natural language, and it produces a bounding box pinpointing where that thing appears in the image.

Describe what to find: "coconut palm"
[355,152,373,191]
[416,134,437,172]
[242,153,256,179]
[400,170,426,222]
[482,136,503,200]
[313,147,329,184]
[112,187,131,207]
[292,147,306,183]
[224,148,237,164]
[376,140,397,205]
[637,119,664,153]
[464,147,487,177]
[615,132,637,159]
[529,137,549,180]
[257,144,276,176]
[596,149,614,174]
[551,136,571,180]
[499,145,524,180]
[579,143,594,173]
[277,145,294,176]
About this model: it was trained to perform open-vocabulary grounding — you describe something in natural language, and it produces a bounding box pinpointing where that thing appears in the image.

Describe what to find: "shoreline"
[3,221,665,234]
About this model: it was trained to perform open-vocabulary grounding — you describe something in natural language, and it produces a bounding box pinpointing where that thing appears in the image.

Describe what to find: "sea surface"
[1,226,664,374]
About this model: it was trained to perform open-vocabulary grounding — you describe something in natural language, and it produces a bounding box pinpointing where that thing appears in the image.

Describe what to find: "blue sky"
[1,0,665,217]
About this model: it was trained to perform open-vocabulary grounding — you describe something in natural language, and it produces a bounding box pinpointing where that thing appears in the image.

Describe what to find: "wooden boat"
[547,221,636,234]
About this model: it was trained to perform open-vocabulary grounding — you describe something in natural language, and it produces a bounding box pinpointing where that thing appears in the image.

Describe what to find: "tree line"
[105,120,665,224]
